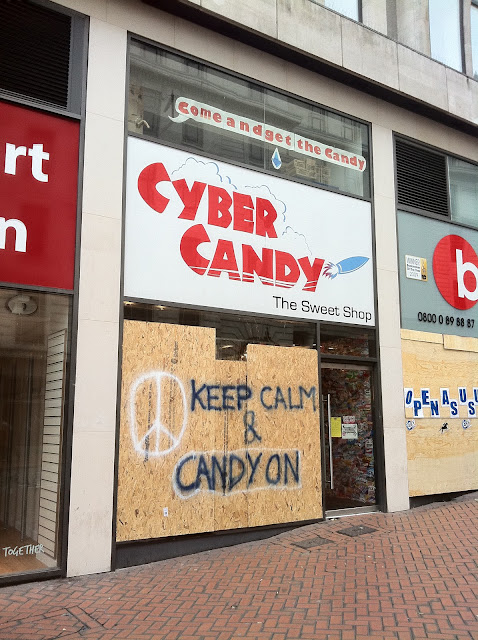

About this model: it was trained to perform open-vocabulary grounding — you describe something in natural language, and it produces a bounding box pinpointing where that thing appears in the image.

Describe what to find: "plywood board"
[212,360,248,532]
[402,337,478,496]
[401,329,443,344]
[117,321,322,542]
[443,334,478,353]
[244,344,322,528]
[117,322,216,541]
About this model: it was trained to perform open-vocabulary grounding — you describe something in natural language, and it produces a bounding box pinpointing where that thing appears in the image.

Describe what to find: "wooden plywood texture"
[443,334,478,353]
[402,337,478,497]
[117,321,322,542]
[117,322,216,541]
[212,359,248,532]
[400,329,443,344]
[245,344,322,528]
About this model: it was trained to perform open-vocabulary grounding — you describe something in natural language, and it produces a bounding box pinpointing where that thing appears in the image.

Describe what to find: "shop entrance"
[321,363,376,512]
[0,289,71,579]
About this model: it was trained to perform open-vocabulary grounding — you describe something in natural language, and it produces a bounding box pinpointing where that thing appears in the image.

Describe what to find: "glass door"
[0,289,71,579]
[321,363,376,512]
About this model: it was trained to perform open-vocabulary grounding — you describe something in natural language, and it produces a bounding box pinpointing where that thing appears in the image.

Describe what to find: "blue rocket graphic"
[323,256,369,279]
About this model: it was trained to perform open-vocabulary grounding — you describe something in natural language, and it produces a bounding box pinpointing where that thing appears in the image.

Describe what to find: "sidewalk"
[0,495,477,640]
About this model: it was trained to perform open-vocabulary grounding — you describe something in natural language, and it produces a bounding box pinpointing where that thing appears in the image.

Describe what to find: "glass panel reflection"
[472,4,478,79]
[320,326,375,357]
[429,0,462,71]
[449,156,478,229]
[324,0,359,21]
[123,302,317,361]
[128,42,370,198]
[0,289,70,577]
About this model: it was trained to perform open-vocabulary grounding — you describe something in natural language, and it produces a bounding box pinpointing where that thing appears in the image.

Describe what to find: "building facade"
[0,0,477,584]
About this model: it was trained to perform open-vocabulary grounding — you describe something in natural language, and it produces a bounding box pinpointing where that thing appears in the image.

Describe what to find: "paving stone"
[336,525,378,537]
[0,497,477,639]
[292,536,333,549]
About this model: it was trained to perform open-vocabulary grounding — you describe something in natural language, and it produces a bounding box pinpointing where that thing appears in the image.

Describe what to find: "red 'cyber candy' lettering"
[233,192,254,234]
[242,245,273,285]
[173,179,206,220]
[179,224,210,275]
[256,198,278,238]
[298,257,325,292]
[137,163,170,214]
[208,185,233,228]
[208,239,241,280]
[275,251,300,288]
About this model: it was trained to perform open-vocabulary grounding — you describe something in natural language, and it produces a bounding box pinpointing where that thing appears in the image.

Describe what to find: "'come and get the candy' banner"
[170,97,367,172]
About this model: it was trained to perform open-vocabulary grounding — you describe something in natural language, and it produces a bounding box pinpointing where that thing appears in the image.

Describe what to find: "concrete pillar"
[67,16,126,576]
[372,123,410,513]
[362,0,388,35]
[463,0,474,77]
[396,0,431,56]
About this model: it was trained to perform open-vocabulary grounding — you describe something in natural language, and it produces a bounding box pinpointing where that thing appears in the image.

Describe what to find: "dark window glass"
[320,326,375,357]
[124,303,317,361]
[396,138,478,230]
[0,0,71,108]
[264,91,369,197]
[128,41,370,198]
[395,139,449,217]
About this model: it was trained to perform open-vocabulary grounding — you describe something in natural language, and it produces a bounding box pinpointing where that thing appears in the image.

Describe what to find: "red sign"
[0,101,79,290]
[433,235,478,310]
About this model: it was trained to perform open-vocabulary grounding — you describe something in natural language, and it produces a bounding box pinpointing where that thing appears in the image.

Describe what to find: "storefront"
[395,144,478,497]
[115,40,384,565]
[0,100,80,580]
[4,0,478,585]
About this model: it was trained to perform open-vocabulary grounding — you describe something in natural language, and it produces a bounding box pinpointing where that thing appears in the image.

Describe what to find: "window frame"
[322,0,362,23]
[394,134,478,232]
[428,0,464,73]
[127,35,373,204]
[471,0,478,79]
[0,0,86,587]
[0,0,88,118]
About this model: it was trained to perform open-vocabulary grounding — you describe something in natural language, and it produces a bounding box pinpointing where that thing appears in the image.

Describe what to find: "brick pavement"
[0,495,477,640]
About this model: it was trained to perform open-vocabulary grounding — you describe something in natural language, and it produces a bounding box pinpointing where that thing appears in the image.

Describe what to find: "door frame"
[317,332,385,518]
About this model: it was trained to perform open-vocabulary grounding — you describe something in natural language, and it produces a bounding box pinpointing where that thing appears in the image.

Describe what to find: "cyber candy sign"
[125,138,374,324]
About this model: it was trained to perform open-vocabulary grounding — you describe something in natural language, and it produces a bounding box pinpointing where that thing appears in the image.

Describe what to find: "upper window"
[396,138,478,229]
[448,157,478,227]
[395,140,448,217]
[0,0,85,113]
[324,0,360,21]
[428,0,462,71]
[128,41,370,199]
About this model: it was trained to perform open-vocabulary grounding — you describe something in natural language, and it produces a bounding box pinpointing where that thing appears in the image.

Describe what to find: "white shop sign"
[124,138,375,325]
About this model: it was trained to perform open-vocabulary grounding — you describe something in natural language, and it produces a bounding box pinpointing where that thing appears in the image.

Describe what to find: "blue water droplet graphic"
[271,148,282,169]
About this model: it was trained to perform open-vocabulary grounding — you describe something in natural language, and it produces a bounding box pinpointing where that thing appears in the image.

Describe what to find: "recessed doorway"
[321,363,376,512]
[0,289,70,578]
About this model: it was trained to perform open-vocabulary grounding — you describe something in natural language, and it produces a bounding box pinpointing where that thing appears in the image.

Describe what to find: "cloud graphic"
[169,158,316,255]
[281,225,312,257]
[171,157,237,190]
[243,183,287,224]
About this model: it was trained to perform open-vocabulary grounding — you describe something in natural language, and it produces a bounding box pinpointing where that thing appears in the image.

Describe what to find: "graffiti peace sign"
[129,371,188,457]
